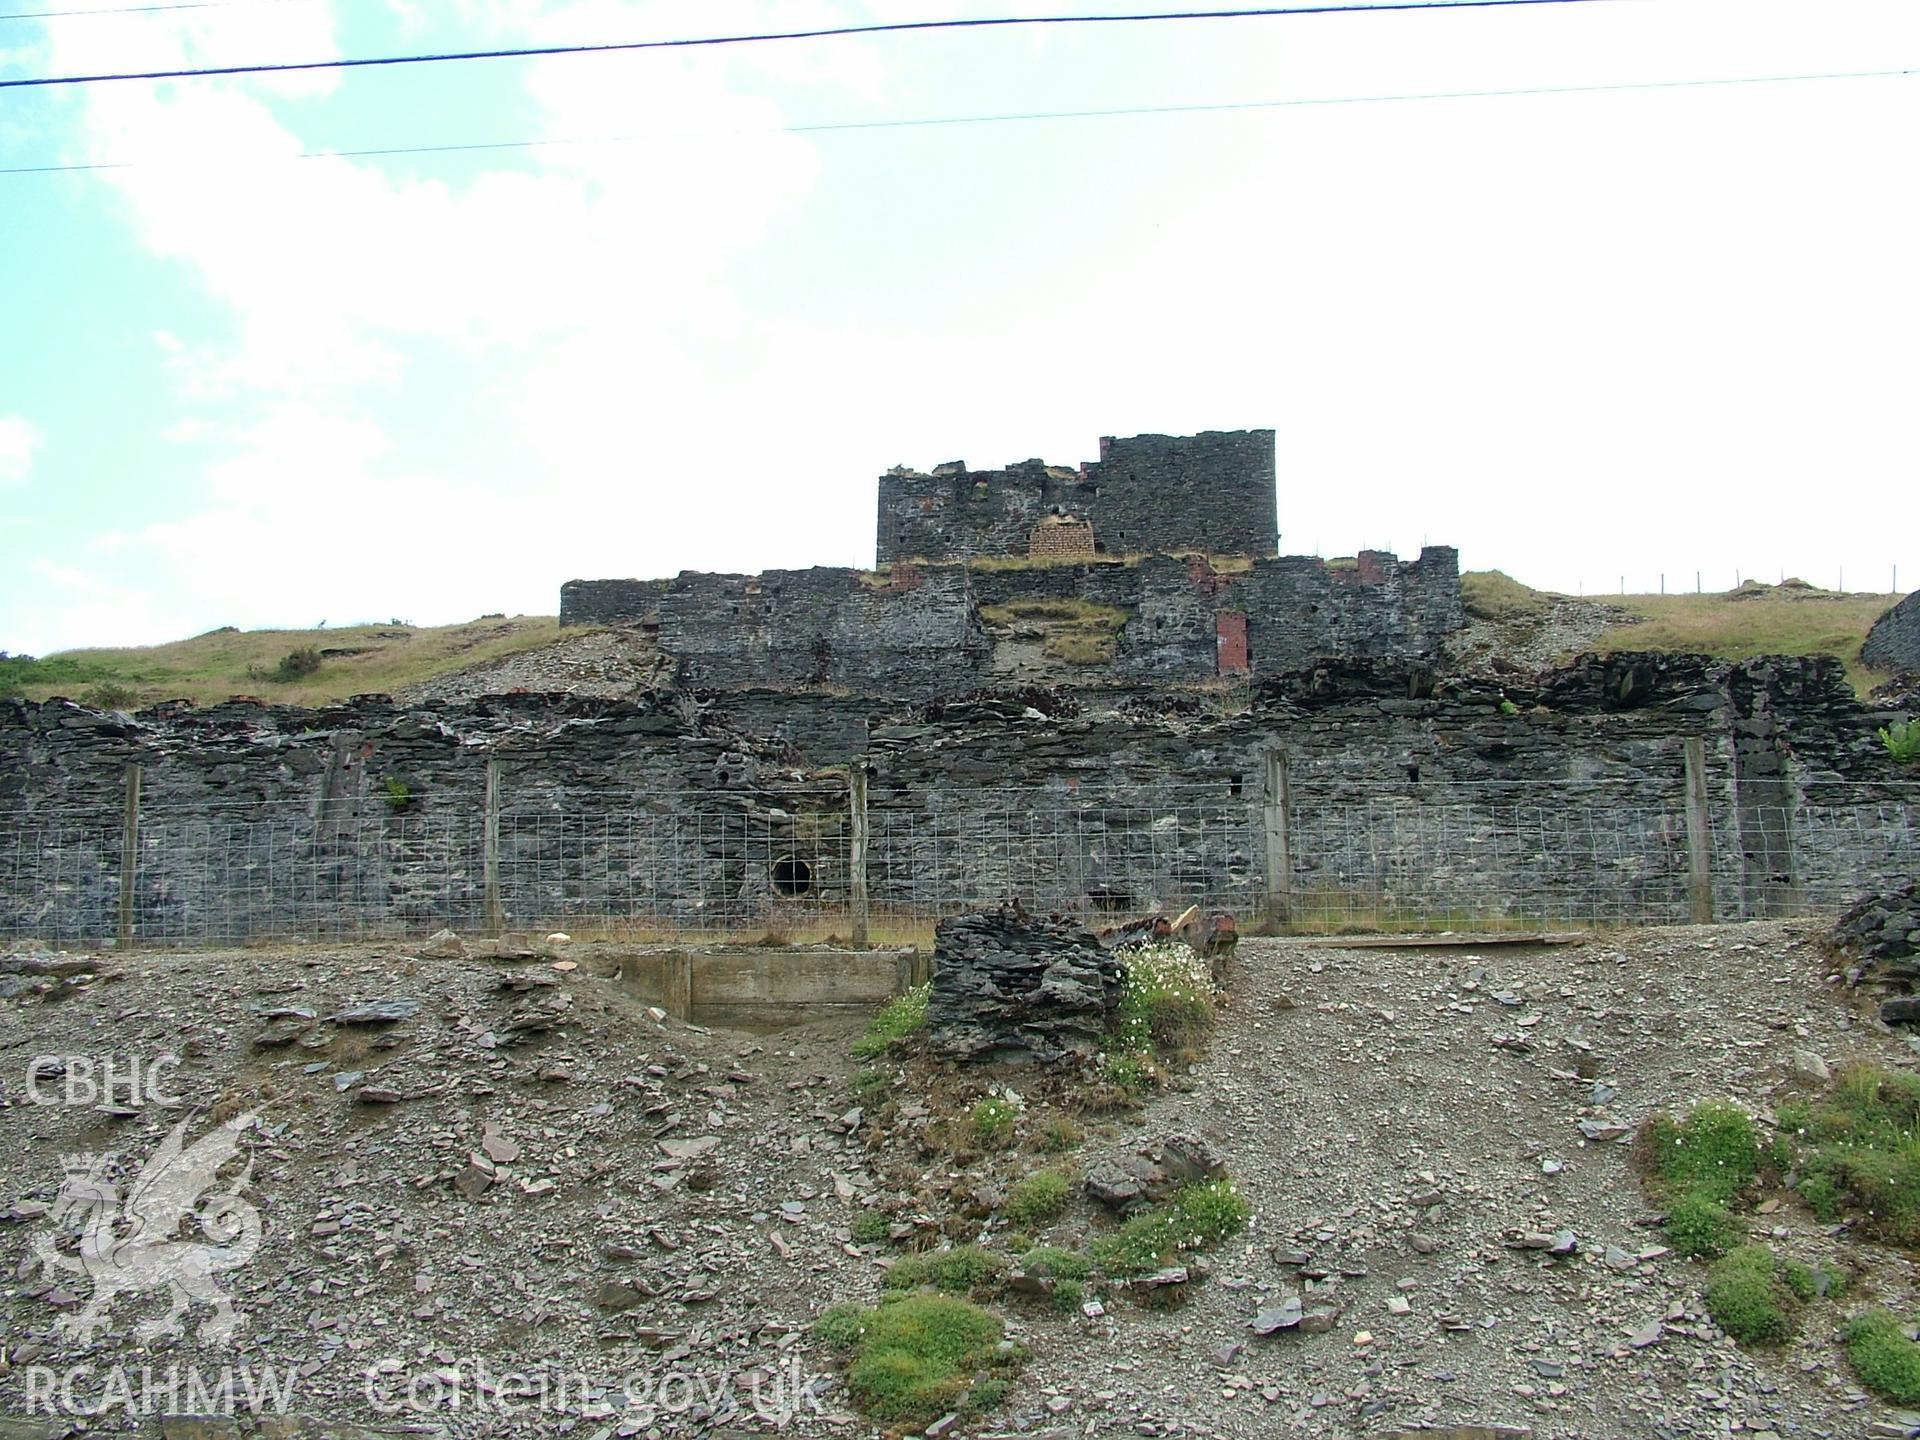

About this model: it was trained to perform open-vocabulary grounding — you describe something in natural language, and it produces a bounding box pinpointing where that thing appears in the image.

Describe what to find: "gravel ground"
[0,921,1915,1440]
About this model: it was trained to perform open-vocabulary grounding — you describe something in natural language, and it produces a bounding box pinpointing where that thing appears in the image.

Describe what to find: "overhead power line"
[0,0,284,19]
[0,0,1628,90]
[5,63,1909,177]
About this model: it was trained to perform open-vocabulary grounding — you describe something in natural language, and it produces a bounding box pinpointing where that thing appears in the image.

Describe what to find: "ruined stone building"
[875,430,1279,564]
[562,429,1464,695]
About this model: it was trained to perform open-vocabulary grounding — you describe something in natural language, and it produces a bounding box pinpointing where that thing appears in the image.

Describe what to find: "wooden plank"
[849,765,870,949]
[1284,931,1590,950]
[117,763,140,949]
[482,758,504,937]
[1683,736,1715,924]
[1262,751,1292,926]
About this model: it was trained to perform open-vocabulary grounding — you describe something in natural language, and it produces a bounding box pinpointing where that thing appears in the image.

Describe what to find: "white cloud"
[8,0,1918,652]
[0,417,41,487]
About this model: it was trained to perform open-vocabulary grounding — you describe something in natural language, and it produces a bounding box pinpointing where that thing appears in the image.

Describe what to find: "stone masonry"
[1865,590,1920,675]
[876,430,1278,565]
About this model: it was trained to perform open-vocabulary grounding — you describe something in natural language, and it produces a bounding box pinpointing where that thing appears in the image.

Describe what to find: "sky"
[0,0,1915,655]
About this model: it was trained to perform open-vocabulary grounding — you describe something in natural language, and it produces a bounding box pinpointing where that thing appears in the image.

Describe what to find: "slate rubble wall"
[1,655,1911,942]
[875,429,1278,565]
[561,549,1462,694]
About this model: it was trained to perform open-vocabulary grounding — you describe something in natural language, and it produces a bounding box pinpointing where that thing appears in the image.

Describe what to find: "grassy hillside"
[0,616,563,709]
[1463,571,1899,692]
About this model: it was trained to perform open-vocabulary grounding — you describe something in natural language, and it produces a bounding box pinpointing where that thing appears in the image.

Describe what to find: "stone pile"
[1832,882,1920,1022]
[1834,881,1920,968]
[927,907,1122,1064]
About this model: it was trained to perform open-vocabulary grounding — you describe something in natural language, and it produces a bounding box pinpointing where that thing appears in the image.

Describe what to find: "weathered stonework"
[656,566,990,696]
[1865,590,1920,676]
[562,548,1462,698]
[877,430,1277,565]
[4,651,1903,945]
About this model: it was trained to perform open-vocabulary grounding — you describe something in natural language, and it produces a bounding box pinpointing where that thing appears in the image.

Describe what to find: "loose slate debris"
[331,998,420,1025]
[927,907,1122,1064]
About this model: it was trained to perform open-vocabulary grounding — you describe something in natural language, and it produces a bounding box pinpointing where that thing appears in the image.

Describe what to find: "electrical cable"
[0,1,1633,90]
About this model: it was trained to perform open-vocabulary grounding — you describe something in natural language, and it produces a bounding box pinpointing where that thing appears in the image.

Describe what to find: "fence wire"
[0,781,1914,946]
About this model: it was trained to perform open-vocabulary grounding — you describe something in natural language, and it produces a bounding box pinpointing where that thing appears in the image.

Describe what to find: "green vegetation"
[968,1096,1018,1149]
[382,776,414,812]
[1881,719,1920,766]
[1101,943,1220,1088]
[1015,1245,1097,1314]
[1460,570,1556,622]
[1776,1065,1920,1245]
[1636,1100,1764,1257]
[882,1245,1006,1298]
[1036,1116,1085,1153]
[1091,1179,1251,1277]
[1703,1245,1803,1344]
[1003,1170,1071,1228]
[1845,1308,1920,1405]
[1461,570,1900,695]
[1017,1245,1095,1284]
[850,1209,892,1246]
[272,645,323,682]
[1100,1051,1153,1093]
[852,1066,889,1102]
[815,1293,1021,1428]
[977,598,1129,666]
[0,616,566,709]
[852,983,930,1060]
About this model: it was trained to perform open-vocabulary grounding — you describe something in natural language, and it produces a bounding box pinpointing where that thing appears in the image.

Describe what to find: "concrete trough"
[604,946,929,1030]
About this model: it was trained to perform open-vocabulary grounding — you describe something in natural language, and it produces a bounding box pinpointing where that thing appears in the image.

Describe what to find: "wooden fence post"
[118,764,140,949]
[1683,737,1715,924]
[1262,751,1292,928]
[483,758,504,937]
[849,764,871,949]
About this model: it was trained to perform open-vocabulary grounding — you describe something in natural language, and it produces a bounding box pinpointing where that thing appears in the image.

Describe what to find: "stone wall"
[1865,590,1920,675]
[875,430,1277,564]
[559,577,670,629]
[657,566,990,696]
[865,654,1913,924]
[555,550,1463,695]
[0,693,841,942]
[1078,431,1278,560]
[3,653,1908,944]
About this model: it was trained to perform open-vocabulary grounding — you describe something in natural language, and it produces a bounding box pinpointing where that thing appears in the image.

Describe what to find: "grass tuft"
[1101,943,1220,1091]
[968,1096,1018,1149]
[852,983,930,1060]
[833,1293,1018,1427]
[1703,1244,1801,1344]
[1091,1179,1250,1277]
[882,1245,1006,1298]
[1782,1065,1920,1245]
[1636,1100,1764,1256]
[1846,1308,1920,1405]
[1004,1170,1071,1228]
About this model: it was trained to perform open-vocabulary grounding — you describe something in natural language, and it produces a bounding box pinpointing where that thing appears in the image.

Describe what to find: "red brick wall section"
[1216,611,1249,675]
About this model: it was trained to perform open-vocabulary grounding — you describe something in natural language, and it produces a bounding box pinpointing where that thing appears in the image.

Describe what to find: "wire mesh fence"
[0,778,1915,947]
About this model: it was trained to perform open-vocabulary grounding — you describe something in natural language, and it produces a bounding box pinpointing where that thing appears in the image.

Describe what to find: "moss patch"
[1703,1244,1802,1344]
[1778,1066,1920,1245]
[1845,1307,1920,1405]
[1092,1179,1250,1277]
[1635,1100,1764,1257]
